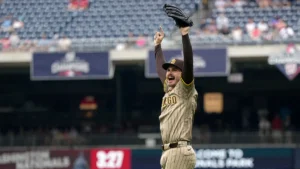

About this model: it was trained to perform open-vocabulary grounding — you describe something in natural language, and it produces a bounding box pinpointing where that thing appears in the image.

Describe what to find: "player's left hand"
[154,26,165,46]
[180,27,190,36]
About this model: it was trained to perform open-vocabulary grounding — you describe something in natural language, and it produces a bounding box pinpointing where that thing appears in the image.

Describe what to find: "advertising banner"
[0,148,294,169]
[145,48,229,78]
[131,148,293,169]
[294,148,300,169]
[90,148,131,169]
[31,52,114,80]
[131,149,161,169]
[0,149,90,169]
[194,148,293,169]
[268,44,300,81]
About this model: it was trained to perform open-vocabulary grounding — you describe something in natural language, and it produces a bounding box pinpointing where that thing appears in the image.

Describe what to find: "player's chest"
[161,92,181,110]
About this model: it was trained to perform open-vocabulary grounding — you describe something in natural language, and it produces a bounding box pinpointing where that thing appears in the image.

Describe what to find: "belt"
[161,141,191,151]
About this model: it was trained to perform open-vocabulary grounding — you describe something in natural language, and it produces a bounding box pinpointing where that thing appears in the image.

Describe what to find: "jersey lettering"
[162,95,177,108]
[96,151,124,168]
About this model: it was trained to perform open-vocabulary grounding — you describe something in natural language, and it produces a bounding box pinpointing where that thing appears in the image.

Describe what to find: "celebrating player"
[153,4,198,169]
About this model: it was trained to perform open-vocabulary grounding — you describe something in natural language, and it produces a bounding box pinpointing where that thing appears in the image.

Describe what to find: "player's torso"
[159,82,197,144]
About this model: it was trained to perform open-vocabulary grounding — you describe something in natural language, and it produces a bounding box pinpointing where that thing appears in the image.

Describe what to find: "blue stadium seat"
[0,0,195,39]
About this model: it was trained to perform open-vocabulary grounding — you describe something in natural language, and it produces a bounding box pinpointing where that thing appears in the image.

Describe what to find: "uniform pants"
[160,145,196,169]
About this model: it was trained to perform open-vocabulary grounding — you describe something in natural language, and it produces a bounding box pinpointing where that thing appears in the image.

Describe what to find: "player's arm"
[154,27,167,83]
[180,27,194,85]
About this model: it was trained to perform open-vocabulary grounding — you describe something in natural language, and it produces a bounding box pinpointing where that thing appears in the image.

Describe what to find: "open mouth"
[168,76,175,82]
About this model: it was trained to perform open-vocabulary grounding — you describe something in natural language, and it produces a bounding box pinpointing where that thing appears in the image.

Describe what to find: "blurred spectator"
[216,13,229,30]
[259,117,271,142]
[207,20,218,34]
[78,0,89,10]
[215,0,228,12]
[69,0,78,10]
[51,128,61,145]
[262,29,274,41]
[0,15,13,32]
[12,17,24,30]
[81,122,93,134]
[279,25,295,39]
[282,0,292,7]
[19,40,36,52]
[280,106,292,121]
[0,38,10,51]
[136,34,147,48]
[246,18,256,36]
[272,0,292,7]
[269,16,280,29]
[68,0,89,11]
[231,0,246,11]
[194,0,200,12]
[283,114,292,143]
[258,20,269,33]
[199,18,207,31]
[69,127,79,144]
[115,41,127,51]
[256,0,272,8]
[9,32,20,50]
[36,34,54,51]
[126,32,136,47]
[275,19,287,31]
[279,106,292,142]
[232,26,243,42]
[202,0,209,10]
[271,114,283,143]
[220,26,230,36]
[251,26,262,41]
[58,35,72,51]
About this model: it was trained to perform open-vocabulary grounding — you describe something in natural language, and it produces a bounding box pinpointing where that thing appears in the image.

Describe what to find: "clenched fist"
[154,26,165,46]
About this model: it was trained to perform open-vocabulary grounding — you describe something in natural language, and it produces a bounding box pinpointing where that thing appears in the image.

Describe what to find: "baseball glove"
[163,4,193,28]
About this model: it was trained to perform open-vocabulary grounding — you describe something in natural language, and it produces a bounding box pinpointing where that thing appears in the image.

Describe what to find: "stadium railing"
[0,131,297,147]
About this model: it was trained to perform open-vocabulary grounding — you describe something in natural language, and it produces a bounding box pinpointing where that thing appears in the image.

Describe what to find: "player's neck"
[168,87,174,92]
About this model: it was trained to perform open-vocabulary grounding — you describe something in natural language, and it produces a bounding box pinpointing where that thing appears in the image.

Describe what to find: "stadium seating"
[191,1,300,45]
[1,0,300,49]
[0,0,195,40]
[211,2,300,32]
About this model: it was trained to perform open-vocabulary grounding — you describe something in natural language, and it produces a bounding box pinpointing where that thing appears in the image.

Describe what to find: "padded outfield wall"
[0,145,299,169]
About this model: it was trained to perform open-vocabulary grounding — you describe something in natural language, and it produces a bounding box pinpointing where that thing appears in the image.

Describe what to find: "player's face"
[166,66,182,88]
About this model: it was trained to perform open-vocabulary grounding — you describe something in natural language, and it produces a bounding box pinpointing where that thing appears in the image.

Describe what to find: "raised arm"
[154,27,166,83]
[180,27,194,84]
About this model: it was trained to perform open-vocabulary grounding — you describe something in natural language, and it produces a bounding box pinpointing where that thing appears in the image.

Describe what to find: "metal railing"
[0,131,298,147]
[1,34,300,53]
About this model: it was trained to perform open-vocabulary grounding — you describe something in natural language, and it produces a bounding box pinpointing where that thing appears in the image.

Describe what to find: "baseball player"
[153,5,198,169]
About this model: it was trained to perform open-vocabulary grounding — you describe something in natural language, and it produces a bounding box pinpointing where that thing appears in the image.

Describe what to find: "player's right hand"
[154,26,165,46]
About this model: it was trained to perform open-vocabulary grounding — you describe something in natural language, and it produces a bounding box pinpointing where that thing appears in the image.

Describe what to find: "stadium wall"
[0,145,299,169]
[1,44,300,64]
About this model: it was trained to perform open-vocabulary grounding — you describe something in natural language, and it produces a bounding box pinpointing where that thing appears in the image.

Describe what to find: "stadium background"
[1,0,300,169]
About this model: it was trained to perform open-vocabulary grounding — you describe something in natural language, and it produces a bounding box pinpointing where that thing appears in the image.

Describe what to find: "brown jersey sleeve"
[176,78,196,98]
[181,34,194,85]
[155,44,166,84]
